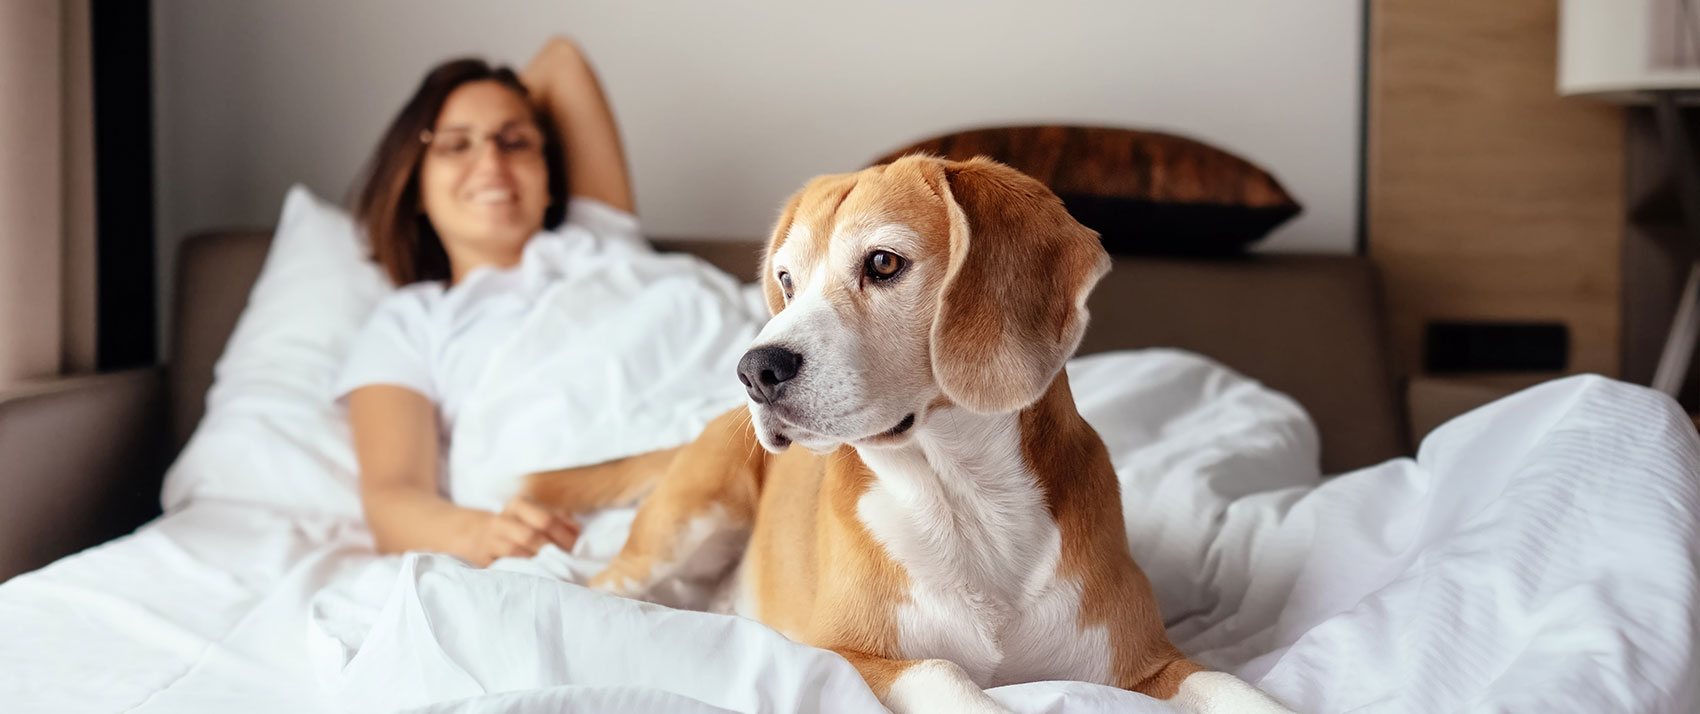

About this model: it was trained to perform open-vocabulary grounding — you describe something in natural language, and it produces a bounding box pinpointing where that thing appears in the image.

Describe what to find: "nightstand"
[1406,375,1549,446]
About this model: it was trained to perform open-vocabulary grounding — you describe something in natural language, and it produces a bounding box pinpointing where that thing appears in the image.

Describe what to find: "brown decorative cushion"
[870,125,1301,255]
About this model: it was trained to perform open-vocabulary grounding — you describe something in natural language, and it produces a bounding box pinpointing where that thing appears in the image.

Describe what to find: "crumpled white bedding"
[3,351,1697,714]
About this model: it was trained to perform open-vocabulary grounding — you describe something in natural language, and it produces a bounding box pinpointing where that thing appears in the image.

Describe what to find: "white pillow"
[161,185,390,519]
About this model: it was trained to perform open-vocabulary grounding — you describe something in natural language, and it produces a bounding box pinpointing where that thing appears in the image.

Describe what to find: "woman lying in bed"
[339,37,629,566]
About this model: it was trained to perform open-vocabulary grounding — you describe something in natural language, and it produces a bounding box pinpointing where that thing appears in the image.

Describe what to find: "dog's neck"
[854,371,1083,498]
[850,373,1079,599]
[858,405,1035,502]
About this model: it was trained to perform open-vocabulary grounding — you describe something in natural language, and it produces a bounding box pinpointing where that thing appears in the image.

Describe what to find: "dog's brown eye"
[865,250,906,282]
[777,271,793,299]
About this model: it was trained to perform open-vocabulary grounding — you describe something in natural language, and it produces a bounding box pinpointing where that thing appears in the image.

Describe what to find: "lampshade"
[1559,0,1700,101]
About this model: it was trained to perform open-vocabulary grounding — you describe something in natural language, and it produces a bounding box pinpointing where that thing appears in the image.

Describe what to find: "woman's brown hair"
[354,58,569,286]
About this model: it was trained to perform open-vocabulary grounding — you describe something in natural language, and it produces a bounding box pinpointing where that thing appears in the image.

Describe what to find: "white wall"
[153,0,1361,351]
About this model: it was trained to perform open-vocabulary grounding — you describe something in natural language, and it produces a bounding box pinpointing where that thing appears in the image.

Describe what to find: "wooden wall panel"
[1368,0,1625,379]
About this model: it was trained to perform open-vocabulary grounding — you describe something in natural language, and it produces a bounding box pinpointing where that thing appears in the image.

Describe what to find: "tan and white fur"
[524,156,1294,714]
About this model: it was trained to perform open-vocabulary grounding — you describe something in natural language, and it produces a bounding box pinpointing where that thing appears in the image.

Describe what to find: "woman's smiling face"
[418,80,552,277]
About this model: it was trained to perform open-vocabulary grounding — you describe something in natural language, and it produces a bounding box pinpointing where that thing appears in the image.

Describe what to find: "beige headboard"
[170,232,1403,473]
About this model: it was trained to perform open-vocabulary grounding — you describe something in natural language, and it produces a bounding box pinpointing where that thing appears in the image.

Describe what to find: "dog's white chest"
[855,413,1113,687]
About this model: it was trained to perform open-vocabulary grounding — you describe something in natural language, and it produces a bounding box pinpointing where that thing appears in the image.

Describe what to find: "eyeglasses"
[418,125,545,162]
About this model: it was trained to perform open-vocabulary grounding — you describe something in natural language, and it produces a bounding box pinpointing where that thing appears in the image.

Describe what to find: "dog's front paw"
[882,659,1013,714]
[1171,671,1296,714]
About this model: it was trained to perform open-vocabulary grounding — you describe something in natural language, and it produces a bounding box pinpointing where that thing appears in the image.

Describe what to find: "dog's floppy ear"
[758,187,807,316]
[930,157,1111,413]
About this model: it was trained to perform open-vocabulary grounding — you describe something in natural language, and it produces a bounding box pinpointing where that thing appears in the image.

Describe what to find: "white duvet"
[444,240,764,512]
[4,350,1698,713]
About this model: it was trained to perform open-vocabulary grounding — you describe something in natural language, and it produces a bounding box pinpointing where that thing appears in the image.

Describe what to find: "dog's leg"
[1166,670,1296,714]
[1114,635,1294,713]
[833,650,1012,714]
[521,445,686,513]
[1064,497,1293,712]
[586,408,767,600]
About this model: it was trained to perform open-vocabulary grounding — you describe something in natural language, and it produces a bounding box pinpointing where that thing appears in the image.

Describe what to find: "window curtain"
[0,0,96,384]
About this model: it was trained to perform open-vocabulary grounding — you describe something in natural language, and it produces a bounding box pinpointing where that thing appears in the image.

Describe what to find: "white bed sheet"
[0,500,375,713]
[3,353,1697,714]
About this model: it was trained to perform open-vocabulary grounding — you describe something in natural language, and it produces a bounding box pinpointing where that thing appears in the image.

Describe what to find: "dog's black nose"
[737,346,802,404]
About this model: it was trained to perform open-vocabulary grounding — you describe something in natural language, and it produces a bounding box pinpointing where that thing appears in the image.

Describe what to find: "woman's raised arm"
[522,36,635,214]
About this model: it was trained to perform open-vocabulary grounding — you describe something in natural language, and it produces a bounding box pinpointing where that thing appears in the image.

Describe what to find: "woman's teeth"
[471,188,515,204]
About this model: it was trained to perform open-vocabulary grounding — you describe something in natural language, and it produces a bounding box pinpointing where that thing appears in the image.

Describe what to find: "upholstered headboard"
[170,231,1403,473]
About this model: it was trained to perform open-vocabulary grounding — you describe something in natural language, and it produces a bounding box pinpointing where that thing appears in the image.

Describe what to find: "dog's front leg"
[832,650,1012,714]
[522,445,686,514]
[1166,671,1296,714]
[587,408,766,603]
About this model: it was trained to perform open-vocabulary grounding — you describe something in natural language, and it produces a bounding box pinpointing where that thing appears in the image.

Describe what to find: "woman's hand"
[466,496,583,566]
[351,386,584,567]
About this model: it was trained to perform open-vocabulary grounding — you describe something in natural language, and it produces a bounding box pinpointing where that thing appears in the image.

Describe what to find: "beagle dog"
[525,156,1294,714]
